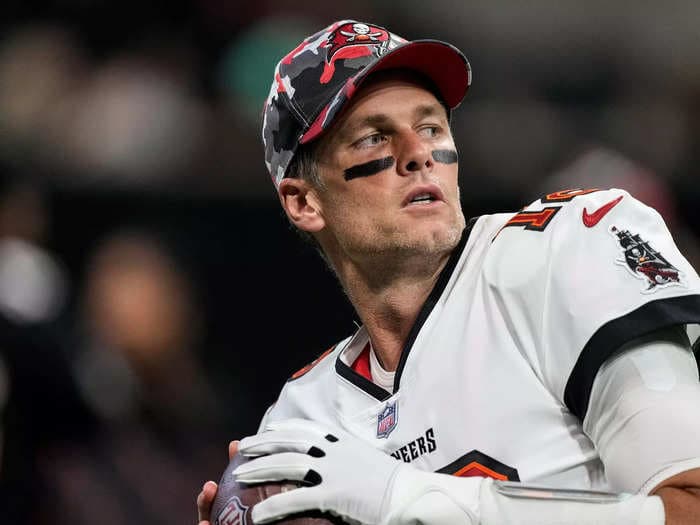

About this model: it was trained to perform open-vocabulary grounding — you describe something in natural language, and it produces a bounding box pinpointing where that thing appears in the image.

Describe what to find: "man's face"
[306,72,466,264]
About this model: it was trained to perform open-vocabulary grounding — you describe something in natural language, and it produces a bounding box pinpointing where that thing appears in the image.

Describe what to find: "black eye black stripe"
[431,149,458,164]
[343,156,395,181]
[342,151,457,181]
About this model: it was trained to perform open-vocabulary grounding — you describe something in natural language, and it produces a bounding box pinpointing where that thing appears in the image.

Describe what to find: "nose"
[396,132,433,176]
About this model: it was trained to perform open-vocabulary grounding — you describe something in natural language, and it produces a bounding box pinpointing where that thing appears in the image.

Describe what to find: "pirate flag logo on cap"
[321,22,390,83]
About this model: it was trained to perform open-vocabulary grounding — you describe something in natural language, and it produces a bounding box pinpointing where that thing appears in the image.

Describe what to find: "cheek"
[339,190,386,218]
[324,188,393,232]
[328,177,392,205]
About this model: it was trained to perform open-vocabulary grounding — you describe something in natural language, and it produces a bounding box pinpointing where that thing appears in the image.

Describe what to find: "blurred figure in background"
[77,232,218,431]
[0,176,67,325]
[0,170,93,524]
[38,232,229,525]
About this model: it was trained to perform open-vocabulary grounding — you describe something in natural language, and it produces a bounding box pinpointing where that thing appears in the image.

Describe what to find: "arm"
[583,326,700,525]
[653,468,700,525]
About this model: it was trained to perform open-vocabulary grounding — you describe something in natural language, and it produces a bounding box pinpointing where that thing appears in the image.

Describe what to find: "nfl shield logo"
[215,496,248,525]
[377,401,398,438]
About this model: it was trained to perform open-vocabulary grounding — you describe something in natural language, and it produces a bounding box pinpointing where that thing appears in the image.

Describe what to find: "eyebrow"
[412,103,447,121]
[339,103,448,143]
[338,114,390,143]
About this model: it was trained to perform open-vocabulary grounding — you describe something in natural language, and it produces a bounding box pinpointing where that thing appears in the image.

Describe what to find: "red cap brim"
[359,40,471,109]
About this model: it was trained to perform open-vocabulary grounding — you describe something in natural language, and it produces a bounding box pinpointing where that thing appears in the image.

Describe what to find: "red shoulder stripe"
[289,345,336,381]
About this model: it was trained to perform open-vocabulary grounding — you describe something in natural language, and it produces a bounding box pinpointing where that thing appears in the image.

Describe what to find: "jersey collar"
[335,218,478,400]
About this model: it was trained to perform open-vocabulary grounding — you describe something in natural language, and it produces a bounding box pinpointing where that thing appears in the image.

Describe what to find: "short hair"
[286,142,323,189]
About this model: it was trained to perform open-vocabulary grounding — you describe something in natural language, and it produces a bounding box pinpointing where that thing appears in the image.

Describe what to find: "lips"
[403,184,445,207]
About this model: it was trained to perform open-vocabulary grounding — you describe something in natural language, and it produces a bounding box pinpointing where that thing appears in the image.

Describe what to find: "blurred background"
[1,1,699,523]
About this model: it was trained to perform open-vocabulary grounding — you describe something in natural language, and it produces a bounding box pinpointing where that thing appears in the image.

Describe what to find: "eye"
[418,125,440,138]
[354,133,387,149]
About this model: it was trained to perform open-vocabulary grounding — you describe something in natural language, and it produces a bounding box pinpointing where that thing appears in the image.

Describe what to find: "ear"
[278,178,325,233]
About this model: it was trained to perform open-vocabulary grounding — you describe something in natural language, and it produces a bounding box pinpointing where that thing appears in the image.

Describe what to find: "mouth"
[403,185,445,207]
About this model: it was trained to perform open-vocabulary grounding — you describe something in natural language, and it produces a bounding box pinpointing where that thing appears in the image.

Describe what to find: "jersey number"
[495,188,601,239]
[502,207,561,232]
[541,188,600,203]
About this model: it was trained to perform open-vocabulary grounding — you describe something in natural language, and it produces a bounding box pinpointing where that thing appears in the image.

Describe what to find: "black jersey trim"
[393,217,478,392]
[335,355,392,401]
[564,294,700,421]
[334,218,479,400]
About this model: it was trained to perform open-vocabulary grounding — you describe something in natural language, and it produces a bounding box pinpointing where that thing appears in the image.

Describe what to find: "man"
[198,20,700,524]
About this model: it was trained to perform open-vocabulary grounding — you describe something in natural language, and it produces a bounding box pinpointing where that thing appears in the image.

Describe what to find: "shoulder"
[485,186,700,301]
[483,189,700,414]
[288,344,338,381]
[494,188,639,239]
[285,336,348,388]
[485,188,661,276]
[260,336,351,427]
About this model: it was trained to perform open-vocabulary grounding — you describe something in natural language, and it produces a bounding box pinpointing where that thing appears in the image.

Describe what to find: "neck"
[331,248,453,371]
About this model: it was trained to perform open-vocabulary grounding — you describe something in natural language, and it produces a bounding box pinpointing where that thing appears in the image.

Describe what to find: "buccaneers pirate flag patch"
[610,226,683,293]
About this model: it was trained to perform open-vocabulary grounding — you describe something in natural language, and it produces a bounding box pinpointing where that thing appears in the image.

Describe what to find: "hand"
[233,419,480,525]
[196,440,239,525]
[234,418,400,524]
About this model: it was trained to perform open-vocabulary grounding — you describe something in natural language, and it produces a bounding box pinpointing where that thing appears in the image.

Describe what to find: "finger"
[197,481,218,521]
[251,487,320,524]
[233,452,314,484]
[239,429,320,457]
[228,440,239,460]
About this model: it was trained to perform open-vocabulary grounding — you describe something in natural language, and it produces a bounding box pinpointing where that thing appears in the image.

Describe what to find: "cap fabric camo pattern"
[262,20,472,188]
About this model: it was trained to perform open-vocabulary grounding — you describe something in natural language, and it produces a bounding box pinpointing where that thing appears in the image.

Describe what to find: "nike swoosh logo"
[582,195,624,227]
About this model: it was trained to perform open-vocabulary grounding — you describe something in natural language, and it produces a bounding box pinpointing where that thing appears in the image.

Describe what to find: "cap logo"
[320,22,390,84]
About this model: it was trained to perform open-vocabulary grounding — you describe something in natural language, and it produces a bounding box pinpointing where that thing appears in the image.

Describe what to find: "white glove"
[233,418,480,525]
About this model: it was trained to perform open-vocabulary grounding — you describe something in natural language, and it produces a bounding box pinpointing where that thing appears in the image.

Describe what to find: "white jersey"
[261,188,700,491]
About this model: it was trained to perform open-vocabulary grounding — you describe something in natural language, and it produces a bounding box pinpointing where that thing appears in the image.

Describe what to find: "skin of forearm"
[656,486,700,525]
[651,468,700,525]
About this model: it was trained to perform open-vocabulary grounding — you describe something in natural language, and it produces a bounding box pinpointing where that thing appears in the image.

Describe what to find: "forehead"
[321,70,448,137]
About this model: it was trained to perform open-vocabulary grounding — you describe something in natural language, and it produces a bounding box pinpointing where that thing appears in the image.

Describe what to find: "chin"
[386,215,465,256]
[420,222,464,252]
[334,210,466,262]
[420,210,465,243]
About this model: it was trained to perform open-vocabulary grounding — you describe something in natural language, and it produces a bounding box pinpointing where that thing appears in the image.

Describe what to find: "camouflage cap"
[262,20,471,188]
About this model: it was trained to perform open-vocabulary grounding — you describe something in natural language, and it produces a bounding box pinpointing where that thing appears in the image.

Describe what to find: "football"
[210,453,343,525]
